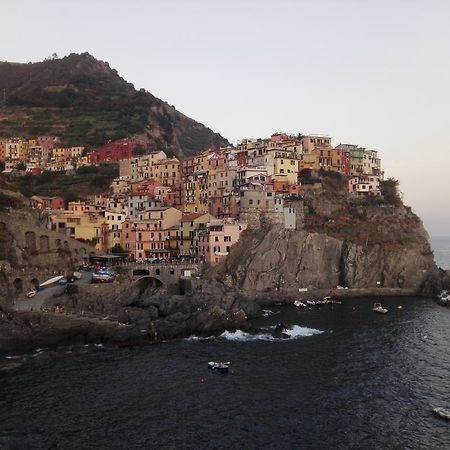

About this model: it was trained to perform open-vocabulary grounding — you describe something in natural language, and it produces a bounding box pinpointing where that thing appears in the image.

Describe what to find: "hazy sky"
[4,0,450,235]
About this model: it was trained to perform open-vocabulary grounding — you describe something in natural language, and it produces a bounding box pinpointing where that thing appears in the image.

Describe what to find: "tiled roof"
[181,212,206,222]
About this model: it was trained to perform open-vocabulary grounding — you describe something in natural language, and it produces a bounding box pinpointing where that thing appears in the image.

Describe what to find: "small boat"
[433,407,450,420]
[26,289,36,298]
[208,361,230,373]
[73,271,82,280]
[373,303,388,314]
[40,275,64,288]
[323,296,331,301]
[306,300,316,306]
[294,300,306,308]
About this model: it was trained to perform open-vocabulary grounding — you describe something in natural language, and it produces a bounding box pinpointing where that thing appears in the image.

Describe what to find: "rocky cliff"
[215,175,440,295]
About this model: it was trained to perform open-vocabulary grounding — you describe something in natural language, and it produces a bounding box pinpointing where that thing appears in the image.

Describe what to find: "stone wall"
[0,209,98,299]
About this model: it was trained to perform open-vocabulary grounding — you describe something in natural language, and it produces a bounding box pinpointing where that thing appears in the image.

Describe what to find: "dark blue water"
[1,296,450,449]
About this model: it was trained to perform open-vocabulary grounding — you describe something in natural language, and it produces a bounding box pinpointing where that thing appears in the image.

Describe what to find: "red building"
[340,151,351,175]
[88,138,146,164]
[30,195,65,210]
[236,150,248,167]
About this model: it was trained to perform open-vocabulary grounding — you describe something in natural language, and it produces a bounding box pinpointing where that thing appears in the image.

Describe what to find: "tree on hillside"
[133,145,146,156]
[380,178,402,205]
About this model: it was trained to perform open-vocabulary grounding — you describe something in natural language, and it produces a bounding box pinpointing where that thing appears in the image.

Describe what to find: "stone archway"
[13,278,23,293]
[135,276,163,295]
[40,235,50,253]
[30,278,40,290]
[25,231,37,253]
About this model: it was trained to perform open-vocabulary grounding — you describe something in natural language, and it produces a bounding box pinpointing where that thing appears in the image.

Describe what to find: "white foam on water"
[284,325,323,338]
[218,326,323,342]
[219,330,273,341]
[262,310,280,316]
[185,335,214,342]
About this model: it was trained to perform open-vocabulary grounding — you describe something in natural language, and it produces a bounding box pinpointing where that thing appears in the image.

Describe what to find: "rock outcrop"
[214,203,440,295]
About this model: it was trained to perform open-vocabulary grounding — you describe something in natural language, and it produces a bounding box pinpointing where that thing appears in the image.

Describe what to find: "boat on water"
[208,361,230,373]
[373,303,388,314]
[294,300,306,308]
[433,407,450,420]
[306,300,316,306]
[40,275,64,288]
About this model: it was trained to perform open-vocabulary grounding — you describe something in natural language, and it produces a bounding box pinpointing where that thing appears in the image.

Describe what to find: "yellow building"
[183,173,208,214]
[147,158,181,186]
[49,210,104,249]
[270,151,299,184]
[5,139,29,161]
[299,153,317,171]
[194,153,209,173]
[104,210,125,249]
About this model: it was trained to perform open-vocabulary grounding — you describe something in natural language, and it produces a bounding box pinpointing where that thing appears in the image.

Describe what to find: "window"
[215,236,219,242]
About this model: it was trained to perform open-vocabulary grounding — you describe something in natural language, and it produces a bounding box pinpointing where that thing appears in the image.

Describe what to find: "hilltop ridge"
[0,52,229,156]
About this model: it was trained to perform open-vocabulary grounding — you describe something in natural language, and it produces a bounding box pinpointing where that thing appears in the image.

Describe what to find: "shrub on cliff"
[380,178,402,206]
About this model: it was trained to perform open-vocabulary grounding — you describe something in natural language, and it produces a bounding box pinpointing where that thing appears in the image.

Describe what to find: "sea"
[430,236,450,270]
[1,296,450,450]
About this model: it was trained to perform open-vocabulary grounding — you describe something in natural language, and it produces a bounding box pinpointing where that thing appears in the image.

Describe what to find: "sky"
[3,0,450,235]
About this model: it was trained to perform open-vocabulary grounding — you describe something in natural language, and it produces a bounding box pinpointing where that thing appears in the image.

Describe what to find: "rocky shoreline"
[0,278,444,355]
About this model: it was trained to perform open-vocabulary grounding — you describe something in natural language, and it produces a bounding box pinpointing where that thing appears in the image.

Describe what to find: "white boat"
[433,407,450,420]
[373,303,388,314]
[73,271,82,280]
[26,289,36,298]
[39,275,64,288]
[208,361,230,373]
[306,300,316,306]
[294,300,306,307]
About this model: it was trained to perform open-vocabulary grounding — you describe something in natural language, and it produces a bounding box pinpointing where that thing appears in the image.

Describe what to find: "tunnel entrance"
[13,278,23,293]
[136,276,163,296]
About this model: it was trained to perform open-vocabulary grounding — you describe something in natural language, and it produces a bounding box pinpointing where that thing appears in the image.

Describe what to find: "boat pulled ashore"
[26,289,36,298]
[208,361,230,374]
[373,303,388,314]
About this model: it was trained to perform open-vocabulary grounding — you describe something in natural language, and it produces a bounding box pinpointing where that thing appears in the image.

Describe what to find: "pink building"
[131,179,162,196]
[208,153,227,169]
[196,219,247,265]
[38,136,58,151]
